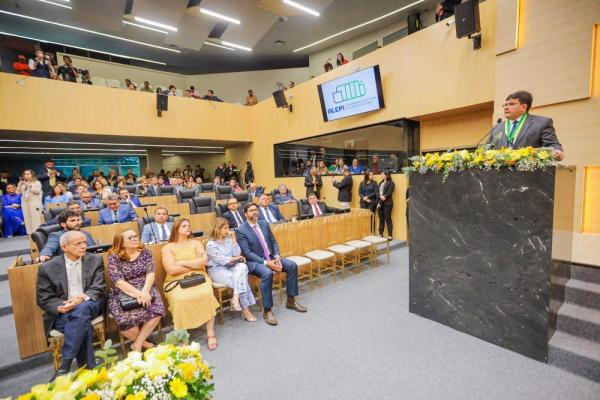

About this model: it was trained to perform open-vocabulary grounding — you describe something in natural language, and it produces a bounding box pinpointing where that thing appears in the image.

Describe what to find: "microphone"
[143,207,159,244]
[474,118,503,149]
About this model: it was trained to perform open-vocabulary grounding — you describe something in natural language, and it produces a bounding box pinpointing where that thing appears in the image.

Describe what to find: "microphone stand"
[143,207,159,244]
[474,118,503,149]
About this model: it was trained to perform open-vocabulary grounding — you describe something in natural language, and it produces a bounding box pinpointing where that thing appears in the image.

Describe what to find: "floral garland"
[402,146,557,181]
[14,337,213,400]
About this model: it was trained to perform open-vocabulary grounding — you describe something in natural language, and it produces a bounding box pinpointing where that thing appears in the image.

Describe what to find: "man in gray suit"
[487,91,564,161]
[36,230,105,379]
[141,207,173,243]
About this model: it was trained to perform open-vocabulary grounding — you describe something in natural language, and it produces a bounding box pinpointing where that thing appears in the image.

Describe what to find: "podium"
[408,166,575,361]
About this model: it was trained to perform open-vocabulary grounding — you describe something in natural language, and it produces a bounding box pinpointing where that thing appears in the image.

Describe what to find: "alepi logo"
[332,80,366,103]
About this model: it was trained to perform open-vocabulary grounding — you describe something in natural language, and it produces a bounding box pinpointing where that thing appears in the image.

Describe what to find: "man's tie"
[251,224,271,261]
[314,204,322,216]
[160,224,167,241]
[112,210,118,223]
[234,212,243,225]
[508,120,519,146]
[266,207,275,223]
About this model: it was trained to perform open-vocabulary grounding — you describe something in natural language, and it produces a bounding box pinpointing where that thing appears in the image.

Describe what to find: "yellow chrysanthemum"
[81,393,101,400]
[125,392,146,400]
[17,394,34,400]
[178,363,198,382]
[537,150,549,160]
[169,377,188,398]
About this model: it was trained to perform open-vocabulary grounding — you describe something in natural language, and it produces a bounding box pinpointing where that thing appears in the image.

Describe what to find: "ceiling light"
[134,16,178,32]
[283,0,320,17]
[0,31,167,65]
[0,10,180,53]
[199,8,241,25]
[293,0,425,52]
[221,40,252,52]
[123,20,168,34]
[0,138,223,149]
[203,41,235,51]
[37,0,72,9]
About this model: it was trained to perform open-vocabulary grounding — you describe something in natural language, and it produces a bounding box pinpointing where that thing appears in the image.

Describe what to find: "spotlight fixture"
[199,8,241,25]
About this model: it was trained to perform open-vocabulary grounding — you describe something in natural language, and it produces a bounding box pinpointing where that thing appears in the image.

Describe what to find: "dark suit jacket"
[301,201,336,217]
[236,220,280,264]
[38,167,66,194]
[223,209,246,229]
[257,205,284,223]
[304,175,323,197]
[39,229,95,257]
[146,185,160,197]
[98,205,137,224]
[378,180,395,206]
[36,253,105,336]
[487,114,563,151]
[333,175,353,202]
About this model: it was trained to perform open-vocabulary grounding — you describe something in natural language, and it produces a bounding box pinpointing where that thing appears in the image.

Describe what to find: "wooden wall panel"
[583,167,600,233]
[496,0,521,55]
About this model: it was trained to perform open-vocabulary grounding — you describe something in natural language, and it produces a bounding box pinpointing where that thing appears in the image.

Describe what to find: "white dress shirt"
[64,255,85,299]
[156,222,171,241]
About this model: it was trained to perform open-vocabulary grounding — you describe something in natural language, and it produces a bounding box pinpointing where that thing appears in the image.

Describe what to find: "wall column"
[146,148,162,173]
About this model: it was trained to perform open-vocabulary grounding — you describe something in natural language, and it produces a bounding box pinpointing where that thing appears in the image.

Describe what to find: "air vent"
[208,22,229,39]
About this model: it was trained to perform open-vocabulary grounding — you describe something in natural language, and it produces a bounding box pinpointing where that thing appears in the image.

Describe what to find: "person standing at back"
[18,169,43,233]
[377,171,395,239]
[332,166,353,209]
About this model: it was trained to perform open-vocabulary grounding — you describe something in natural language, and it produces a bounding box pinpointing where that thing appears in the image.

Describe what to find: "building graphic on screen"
[333,80,366,103]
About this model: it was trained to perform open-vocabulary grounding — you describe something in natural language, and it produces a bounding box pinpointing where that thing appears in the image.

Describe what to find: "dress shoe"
[50,369,68,382]
[263,311,278,326]
[286,300,307,313]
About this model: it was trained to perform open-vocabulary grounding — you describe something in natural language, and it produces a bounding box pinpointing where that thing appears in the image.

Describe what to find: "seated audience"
[213,176,222,187]
[92,180,112,200]
[128,83,137,91]
[202,89,223,102]
[301,192,336,217]
[247,182,263,199]
[223,197,246,229]
[98,194,138,225]
[349,158,364,174]
[124,78,132,88]
[236,203,306,326]
[206,218,257,321]
[107,230,166,351]
[257,194,285,223]
[273,184,296,204]
[106,169,118,187]
[324,61,333,72]
[119,188,142,208]
[42,201,91,227]
[161,218,219,350]
[141,207,172,243]
[125,169,137,183]
[336,52,349,66]
[1,183,27,237]
[228,178,242,193]
[44,184,70,207]
[79,190,100,210]
[57,55,79,82]
[168,85,176,96]
[29,48,55,79]
[184,89,193,98]
[39,211,95,262]
[316,160,329,175]
[304,168,323,198]
[332,166,353,209]
[135,177,149,197]
[328,158,345,174]
[189,86,199,98]
[36,231,105,378]
[245,89,258,106]
[147,177,160,196]
[184,179,200,195]
[140,81,153,93]
[12,54,31,76]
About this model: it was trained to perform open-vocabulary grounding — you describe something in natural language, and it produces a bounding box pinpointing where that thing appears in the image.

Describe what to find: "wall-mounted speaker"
[455,0,480,39]
[272,90,288,108]
[157,93,168,111]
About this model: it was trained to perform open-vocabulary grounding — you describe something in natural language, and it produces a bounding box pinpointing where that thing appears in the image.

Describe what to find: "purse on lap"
[164,272,206,293]
[118,291,153,311]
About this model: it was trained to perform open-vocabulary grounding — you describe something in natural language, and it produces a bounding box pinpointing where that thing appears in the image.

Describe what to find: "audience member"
[141,207,172,243]
[236,203,306,326]
[336,53,349,66]
[36,230,105,378]
[161,218,219,349]
[140,81,153,93]
[225,162,238,182]
[245,90,258,106]
[257,194,285,223]
[359,171,378,231]
[135,177,149,197]
[38,160,66,195]
[377,170,395,239]
[214,164,226,181]
[42,201,91,227]
[185,89,193,98]
[80,70,92,85]
[0,171,18,193]
[107,230,166,351]
[301,192,335,217]
[124,79,132,89]
[213,176,221,188]
[29,48,55,79]
[304,160,314,177]
[349,158,364,174]
[189,86,199,98]
[125,169,137,182]
[273,184,295,204]
[92,180,112,200]
[370,154,381,174]
[39,211,95,262]
[57,56,79,82]
[12,54,31,76]
[324,61,334,72]
[244,161,254,186]
[206,218,257,321]
[98,194,138,224]
[436,0,462,22]
[203,89,223,102]
[44,184,70,208]
[228,178,242,193]
[1,183,27,237]
[194,164,205,180]
[147,177,160,196]
[328,158,345,174]
[247,182,263,199]
[288,81,295,89]
[128,83,137,91]
[316,160,328,175]
[17,169,43,233]
[222,197,246,229]
[332,166,353,209]
[304,168,323,198]
[119,188,142,208]
[79,190,100,210]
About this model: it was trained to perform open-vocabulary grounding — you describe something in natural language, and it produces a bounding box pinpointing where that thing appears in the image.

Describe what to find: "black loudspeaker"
[407,14,422,35]
[156,93,168,111]
[272,90,288,108]
[455,0,480,39]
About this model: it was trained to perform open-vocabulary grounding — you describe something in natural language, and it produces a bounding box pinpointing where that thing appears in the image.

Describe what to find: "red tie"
[314,204,321,216]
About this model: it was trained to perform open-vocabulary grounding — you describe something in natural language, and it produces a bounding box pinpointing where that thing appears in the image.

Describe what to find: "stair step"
[572,265,600,285]
[557,303,600,342]
[548,331,600,382]
[565,279,600,309]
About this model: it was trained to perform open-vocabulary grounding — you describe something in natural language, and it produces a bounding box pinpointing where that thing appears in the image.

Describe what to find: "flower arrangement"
[402,146,556,181]
[13,331,214,400]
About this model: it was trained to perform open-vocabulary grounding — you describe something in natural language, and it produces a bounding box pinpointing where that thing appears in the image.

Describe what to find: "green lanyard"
[505,113,527,146]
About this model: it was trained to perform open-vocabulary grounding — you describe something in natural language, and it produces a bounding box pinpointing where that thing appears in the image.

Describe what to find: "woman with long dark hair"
[244,161,254,186]
[377,170,395,239]
[359,171,378,232]
[336,53,349,66]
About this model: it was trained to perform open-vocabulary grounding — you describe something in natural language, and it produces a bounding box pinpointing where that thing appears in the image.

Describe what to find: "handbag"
[118,292,152,311]
[164,272,206,293]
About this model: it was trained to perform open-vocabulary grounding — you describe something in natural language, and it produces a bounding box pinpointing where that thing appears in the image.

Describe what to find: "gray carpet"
[2,247,600,399]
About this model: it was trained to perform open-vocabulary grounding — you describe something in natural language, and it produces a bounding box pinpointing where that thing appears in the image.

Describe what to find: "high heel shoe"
[231,296,242,311]
[241,310,257,322]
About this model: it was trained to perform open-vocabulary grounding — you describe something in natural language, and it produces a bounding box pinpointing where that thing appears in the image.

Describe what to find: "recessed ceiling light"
[134,16,178,32]
[0,31,167,65]
[293,0,426,52]
[283,0,320,17]
[0,10,180,53]
[221,40,252,52]
[123,20,168,35]
[199,8,241,25]
[37,0,72,9]
[204,41,235,51]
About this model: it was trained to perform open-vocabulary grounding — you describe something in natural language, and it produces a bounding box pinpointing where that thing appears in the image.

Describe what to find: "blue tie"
[161,224,167,241]
[112,211,118,223]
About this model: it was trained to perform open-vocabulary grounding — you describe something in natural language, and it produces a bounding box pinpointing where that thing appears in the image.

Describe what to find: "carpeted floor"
[2,247,599,399]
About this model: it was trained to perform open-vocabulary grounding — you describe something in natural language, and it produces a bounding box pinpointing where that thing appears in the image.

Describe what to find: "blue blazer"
[223,210,246,229]
[236,220,280,264]
[40,229,95,258]
[126,196,142,208]
[141,221,173,243]
[80,198,100,210]
[98,205,137,224]
[257,205,284,223]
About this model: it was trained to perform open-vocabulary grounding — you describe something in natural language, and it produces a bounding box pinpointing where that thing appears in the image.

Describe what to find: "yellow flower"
[537,150,549,160]
[178,363,197,382]
[81,394,101,400]
[413,161,421,168]
[115,386,127,399]
[169,378,188,398]
[473,155,484,164]
[126,393,146,400]
[17,394,34,400]
[440,152,453,162]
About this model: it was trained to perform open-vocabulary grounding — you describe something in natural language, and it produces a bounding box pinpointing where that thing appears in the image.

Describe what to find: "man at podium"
[487,91,564,161]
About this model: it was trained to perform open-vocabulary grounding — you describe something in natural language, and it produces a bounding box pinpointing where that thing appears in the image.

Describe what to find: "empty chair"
[43,206,66,223]
[215,203,228,218]
[159,185,174,195]
[192,197,215,214]
[124,185,137,195]
[216,185,233,200]
[105,78,121,88]
[91,76,107,86]
[232,191,250,204]
[31,224,63,253]
[201,183,214,192]
[176,189,198,213]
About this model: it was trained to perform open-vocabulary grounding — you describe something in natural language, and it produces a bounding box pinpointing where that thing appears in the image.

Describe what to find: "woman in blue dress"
[43,184,70,208]
[2,183,27,237]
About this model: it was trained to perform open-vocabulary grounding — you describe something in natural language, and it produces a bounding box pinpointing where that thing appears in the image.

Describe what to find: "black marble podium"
[408,167,574,362]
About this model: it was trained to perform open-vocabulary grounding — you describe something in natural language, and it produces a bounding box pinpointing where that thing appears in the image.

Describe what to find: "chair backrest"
[215,203,229,217]
[32,224,62,250]
[43,206,66,222]
[193,197,215,214]
[201,183,214,192]
[176,189,197,202]
[271,188,293,198]
[216,185,232,200]
[232,191,249,203]
[124,185,137,194]
[159,185,174,195]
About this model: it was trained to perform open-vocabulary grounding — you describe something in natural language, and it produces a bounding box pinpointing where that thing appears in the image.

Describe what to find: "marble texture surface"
[409,168,556,361]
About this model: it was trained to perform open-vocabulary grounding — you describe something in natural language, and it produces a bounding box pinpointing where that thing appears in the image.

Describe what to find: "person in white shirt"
[141,207,173,243]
